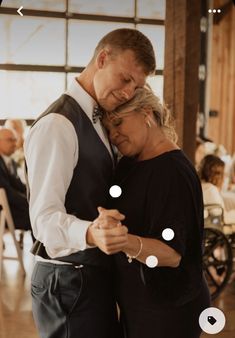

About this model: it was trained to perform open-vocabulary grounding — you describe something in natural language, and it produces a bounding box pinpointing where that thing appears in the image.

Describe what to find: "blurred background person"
[0,127,32,247]
[198,154,235,225]
[4,119,27,182]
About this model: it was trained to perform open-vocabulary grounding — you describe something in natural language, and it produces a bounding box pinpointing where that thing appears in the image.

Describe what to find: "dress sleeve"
[145,162,202,257]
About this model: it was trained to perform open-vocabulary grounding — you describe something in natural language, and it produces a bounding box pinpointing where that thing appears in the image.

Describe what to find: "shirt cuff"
[68,219,96,249]
[45,219,96,259]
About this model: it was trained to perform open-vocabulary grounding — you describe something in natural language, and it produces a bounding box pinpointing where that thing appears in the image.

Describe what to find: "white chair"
[0,188,26,280]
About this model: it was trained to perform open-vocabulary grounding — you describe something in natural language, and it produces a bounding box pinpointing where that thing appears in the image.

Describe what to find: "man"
[0,128,31,233]
[4,119,26,169]
[25,28,156,338]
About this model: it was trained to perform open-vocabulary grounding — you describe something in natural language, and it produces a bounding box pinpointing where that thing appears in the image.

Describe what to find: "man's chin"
[103,104,118,113]
[100,99,123,112]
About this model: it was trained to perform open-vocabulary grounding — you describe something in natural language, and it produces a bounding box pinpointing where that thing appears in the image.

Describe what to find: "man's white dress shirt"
[24,79,112,260]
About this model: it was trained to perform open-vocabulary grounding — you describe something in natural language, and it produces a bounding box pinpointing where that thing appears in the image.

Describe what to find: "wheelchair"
[203,204,235,300]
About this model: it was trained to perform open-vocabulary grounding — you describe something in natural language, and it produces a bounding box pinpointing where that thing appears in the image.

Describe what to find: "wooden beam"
[164,0,201,163]
[207,1,235,155]
[213,1,233,25]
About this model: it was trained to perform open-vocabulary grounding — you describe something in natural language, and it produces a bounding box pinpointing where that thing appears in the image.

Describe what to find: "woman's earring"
[147,120,151,128]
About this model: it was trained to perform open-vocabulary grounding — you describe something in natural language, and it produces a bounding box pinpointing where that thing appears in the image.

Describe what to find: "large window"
[69,0,135,17]
[0,71,65,119]
[68,21,134,66]
[0,15,66,65]
[0,0,165,120]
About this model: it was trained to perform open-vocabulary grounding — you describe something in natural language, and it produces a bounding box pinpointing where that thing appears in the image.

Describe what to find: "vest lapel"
[0,155,10,175]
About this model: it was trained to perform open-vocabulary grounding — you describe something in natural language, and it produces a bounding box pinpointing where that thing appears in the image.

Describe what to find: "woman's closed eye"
[112,118,123,127]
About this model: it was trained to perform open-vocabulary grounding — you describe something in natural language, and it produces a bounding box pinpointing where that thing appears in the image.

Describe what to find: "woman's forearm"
[123,234,181,268]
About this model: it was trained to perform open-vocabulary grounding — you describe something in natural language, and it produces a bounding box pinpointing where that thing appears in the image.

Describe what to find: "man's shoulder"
[28,112,74,136]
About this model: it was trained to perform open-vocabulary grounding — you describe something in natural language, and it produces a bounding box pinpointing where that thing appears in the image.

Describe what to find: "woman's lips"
[116,140,127,147]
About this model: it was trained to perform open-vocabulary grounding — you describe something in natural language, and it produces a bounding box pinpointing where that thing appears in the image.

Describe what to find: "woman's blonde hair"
[113,86,178,143]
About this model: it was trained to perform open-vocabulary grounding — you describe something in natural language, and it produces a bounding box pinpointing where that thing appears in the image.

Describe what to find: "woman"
[97,86,210,338]
[199,154,235,224]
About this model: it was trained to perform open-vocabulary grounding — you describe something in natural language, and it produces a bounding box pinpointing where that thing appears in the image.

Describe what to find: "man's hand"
[86,207,128,254]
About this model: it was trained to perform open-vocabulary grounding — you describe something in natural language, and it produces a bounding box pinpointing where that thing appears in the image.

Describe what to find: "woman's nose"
[109,129,119,143]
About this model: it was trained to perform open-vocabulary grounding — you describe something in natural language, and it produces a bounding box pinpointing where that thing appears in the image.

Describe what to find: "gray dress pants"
[31,262,121,338]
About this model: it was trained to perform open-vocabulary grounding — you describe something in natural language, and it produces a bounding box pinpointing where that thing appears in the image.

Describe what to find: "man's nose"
[120,83,136,101]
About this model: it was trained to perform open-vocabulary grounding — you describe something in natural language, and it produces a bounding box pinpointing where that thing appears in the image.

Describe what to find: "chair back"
[0,188,16,231]
[0,188,25,280]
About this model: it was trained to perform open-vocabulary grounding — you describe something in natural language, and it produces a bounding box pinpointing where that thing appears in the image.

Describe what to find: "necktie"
[8,159,15,175]
[92,105,105,124]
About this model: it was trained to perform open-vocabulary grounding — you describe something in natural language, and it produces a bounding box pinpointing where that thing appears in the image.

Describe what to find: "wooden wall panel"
[164,0,201,162]
[207,1,235,155]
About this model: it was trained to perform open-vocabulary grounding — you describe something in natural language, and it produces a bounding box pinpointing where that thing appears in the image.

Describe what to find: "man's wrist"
[86,223,95,246]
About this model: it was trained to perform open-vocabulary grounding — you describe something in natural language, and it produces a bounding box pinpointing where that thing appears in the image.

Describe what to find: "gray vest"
[30,94,115,267]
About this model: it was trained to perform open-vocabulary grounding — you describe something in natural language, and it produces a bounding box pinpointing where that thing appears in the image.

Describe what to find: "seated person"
[4,119,26,166]
[4,119,27,183]
[0,128,32,236]
[198,154,235,225]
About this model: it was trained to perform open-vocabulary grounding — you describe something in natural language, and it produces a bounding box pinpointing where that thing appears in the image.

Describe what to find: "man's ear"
[96,49,109,69]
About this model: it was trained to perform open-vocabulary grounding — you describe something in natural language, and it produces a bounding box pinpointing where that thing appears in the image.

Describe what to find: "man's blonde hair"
[92,28,156,75]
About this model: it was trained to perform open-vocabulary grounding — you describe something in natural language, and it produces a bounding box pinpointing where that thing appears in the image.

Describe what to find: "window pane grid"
[0,71,65,119]
[0,15,66,65]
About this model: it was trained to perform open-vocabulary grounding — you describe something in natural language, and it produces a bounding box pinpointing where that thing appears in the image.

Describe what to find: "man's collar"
[65,78,97,122]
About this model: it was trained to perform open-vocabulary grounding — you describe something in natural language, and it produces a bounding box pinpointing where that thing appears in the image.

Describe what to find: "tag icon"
[199,307,225,334]
[207,316,217,326]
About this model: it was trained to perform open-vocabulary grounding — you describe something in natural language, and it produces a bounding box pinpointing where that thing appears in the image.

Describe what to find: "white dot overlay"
[208,9,212,13]
[146,255,158,268]
[213,9,216,13]
[162,228,175,241]
[217,9,221,13]
[109,185,122,198]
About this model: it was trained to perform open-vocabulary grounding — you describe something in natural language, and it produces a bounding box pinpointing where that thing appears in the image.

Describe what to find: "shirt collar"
[65,77,97,123]
[1,154,12,167]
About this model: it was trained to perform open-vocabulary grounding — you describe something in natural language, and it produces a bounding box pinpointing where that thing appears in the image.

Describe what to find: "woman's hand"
[93,206,125,229]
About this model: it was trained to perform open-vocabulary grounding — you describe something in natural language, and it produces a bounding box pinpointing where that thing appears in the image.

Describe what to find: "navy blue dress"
[110,150,211,338]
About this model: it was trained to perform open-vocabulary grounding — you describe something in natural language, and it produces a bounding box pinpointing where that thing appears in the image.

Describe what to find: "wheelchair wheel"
[203,227,233,300]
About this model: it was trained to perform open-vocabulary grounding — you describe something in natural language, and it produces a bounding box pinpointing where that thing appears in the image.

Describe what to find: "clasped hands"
[87,207,128,255]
